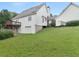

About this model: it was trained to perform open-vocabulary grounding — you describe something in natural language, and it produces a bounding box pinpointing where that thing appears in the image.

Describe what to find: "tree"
[9,12,18,19]
[0,9,18,28]
[0,9,10,27]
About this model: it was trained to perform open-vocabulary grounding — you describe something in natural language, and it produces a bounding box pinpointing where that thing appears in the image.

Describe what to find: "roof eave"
[57,2,79,18]
[12,13,37,20]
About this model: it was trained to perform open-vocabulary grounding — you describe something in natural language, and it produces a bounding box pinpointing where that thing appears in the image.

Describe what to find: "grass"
[0,26,79,56]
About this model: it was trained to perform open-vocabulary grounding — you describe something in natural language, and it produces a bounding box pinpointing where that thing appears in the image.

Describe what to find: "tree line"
[0,9,18,28]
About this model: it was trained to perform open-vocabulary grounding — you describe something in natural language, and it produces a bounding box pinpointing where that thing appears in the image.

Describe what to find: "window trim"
[28,16,32,21]
[42,16,47,23]
[25,26,31,28]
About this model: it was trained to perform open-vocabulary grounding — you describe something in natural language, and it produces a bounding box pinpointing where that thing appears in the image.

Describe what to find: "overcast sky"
[0,2,79,15]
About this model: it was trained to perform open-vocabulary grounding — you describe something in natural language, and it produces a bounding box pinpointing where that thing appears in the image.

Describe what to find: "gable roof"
[12,3,44,20]
[58,2,79,18]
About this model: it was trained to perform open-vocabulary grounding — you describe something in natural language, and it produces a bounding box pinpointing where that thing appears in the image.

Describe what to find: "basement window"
[25,26,31,28]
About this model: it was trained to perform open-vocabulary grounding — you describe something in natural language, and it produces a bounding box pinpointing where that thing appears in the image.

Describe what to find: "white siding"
[56,5,79,26]
[14,15,36,34]
[36,5,50,26]
[35,25,42,32]
[12,4,50,34]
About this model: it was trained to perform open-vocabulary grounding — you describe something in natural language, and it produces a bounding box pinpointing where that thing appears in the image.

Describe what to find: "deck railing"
[12,21,21,25]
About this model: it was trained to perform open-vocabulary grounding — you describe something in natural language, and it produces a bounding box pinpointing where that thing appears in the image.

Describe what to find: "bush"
[66,20,79,26]
[0,30,14,40]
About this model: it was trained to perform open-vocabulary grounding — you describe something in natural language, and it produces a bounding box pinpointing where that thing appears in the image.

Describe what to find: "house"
[55,3,79,26]
[11,3,51,34]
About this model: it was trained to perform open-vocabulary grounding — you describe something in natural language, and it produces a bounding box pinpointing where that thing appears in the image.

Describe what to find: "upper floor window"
[42,16,47,23]
[47,16,49,20]
[28,16,32,21]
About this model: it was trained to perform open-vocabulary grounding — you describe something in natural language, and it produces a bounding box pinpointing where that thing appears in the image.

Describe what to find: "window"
[42,16,47,23]
[42,16,44,23]
[25,26,31,28]
[28,16,32,21]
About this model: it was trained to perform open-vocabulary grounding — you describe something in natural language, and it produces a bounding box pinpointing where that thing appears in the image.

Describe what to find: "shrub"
[66,20,79,26]
[0,30,14,40]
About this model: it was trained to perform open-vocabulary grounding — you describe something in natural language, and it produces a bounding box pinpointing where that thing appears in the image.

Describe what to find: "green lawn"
[0,26,79,56]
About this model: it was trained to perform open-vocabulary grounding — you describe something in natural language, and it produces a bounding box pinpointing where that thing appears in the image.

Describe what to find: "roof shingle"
[12,3,44,20]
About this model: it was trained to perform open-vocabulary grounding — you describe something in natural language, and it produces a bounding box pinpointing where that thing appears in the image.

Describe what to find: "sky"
[0,2,79,15]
